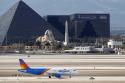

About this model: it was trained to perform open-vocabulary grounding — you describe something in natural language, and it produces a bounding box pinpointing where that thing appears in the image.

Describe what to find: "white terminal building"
[107,39,123,48]
[65,46,114,53]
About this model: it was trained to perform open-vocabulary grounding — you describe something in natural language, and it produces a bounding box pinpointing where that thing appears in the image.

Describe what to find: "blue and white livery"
[18,59,77,78]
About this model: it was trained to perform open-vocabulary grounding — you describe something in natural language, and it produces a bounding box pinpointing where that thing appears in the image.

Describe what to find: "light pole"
[89,65,95,83]
[89,76,95,83]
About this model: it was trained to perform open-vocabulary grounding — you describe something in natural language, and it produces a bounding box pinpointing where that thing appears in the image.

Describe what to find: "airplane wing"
[47,72,63,78]
[45,68,75,78]
[47,70,71,78]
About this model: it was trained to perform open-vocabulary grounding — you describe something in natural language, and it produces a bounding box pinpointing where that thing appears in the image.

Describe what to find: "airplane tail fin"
[19,59,30,69]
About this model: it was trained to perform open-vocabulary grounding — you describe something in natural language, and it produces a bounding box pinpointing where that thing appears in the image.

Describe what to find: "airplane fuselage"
[18,59,78,78]
[18,68,77,78]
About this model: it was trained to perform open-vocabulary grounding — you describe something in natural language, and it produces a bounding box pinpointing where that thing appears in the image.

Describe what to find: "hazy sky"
[0,0,125,30]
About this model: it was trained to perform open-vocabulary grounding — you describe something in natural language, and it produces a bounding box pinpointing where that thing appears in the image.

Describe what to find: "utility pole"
[89,77,95,83]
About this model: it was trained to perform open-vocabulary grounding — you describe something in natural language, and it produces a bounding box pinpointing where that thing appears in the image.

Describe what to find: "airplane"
[18,59,78,78]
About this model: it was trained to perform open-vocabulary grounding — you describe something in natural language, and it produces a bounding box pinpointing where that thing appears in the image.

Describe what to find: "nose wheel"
[49,75,51,78]
[69,75,71,78]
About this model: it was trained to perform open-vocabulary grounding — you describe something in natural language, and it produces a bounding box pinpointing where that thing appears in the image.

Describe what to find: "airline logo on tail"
[19,59,29,69]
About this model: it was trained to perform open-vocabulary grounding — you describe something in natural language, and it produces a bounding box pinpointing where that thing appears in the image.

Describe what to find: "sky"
[0,0,125,30]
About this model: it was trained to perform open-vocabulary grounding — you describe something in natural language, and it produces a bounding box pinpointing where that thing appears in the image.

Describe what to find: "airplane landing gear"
[69,75,72,78]
[49,75,51,78]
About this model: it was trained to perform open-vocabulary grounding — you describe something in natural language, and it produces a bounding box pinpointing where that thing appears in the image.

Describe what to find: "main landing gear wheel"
[49,76,51,78]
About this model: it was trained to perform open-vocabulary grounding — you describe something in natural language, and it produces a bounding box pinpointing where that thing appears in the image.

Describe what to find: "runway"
[0,76,125,83]
[0,54,125,82]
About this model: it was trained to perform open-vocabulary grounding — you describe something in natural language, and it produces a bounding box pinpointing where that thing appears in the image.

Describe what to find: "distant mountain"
[111,30,125,35]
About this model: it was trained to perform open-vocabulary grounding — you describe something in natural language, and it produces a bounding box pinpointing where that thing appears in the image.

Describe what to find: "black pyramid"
[0,0,63,45]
